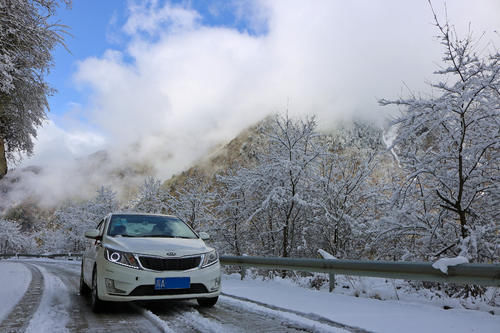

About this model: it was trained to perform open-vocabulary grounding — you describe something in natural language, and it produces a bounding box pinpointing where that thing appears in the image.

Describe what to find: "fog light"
[209,276,221,292]
[105,278,126,294]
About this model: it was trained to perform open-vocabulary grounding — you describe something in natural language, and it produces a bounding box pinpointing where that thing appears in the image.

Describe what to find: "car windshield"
[107,214,198,239]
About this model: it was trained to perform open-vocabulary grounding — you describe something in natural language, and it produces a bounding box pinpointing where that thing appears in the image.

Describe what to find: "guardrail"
[3,253,498,288]
[0,253,82,259]
[220,255,500,288]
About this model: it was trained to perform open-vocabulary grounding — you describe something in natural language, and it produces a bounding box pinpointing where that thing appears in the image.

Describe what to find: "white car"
[80,213,221,312]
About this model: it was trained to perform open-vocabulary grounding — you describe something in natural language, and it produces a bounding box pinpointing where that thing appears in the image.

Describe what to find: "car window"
[107,215,198,239]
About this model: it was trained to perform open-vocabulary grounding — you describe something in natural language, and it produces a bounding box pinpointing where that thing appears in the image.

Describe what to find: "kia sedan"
[80,213,221,312]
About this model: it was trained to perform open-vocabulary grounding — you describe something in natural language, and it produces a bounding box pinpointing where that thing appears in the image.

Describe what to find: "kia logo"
[166,252,176,256]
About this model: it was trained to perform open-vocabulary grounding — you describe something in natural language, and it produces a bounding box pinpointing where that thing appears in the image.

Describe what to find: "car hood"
[103,236,210,257]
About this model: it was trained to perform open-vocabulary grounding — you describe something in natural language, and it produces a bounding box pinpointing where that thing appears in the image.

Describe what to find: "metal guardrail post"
[317,249,336,292]
[329,272,335,292]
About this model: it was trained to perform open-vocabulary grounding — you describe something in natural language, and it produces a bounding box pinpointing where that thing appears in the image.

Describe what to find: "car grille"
[128,283,208,296]
[139,256,201,271]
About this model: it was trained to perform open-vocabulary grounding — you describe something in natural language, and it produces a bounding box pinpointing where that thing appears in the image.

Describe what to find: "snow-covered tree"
[89,186,119,217]
[0,0,70,178]
[164,171,214,230]
[130,176,167,213]
[310,127,383,259]
[0,218,33,253]
[380,15,500,262]
[49,186,118,251]
[212,166,256,256]
[225,114,321,258]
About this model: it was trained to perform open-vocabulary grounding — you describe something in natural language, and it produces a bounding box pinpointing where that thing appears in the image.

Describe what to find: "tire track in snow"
[208,297,332,332]
[25,264,72,333]
[141,301,212,333]
[0,263,43,333]
[221,293,372,333]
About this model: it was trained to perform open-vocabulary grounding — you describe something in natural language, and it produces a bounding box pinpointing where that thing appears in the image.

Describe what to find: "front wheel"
[91,268,104,313]
[197,296,218,307]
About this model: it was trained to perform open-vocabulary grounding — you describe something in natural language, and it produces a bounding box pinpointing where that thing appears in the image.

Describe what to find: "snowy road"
[0,260,352,332]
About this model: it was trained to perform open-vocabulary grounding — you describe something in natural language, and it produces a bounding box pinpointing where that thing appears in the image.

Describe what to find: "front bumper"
[96,259,221,302]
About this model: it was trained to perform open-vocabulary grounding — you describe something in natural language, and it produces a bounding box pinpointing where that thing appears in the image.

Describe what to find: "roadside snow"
[25,264,71,333]
[11,256,81,266]
[222,274,500,333]
[432,256,469,274]
[0,261,31,323]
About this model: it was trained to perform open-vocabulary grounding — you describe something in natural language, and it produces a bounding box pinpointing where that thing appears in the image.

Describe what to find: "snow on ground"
[222,274,500,333]
[25,264,71,333]
[0,261,32,323]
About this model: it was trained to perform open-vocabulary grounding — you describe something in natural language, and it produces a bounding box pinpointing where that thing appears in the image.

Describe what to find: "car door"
[84,217,106,285]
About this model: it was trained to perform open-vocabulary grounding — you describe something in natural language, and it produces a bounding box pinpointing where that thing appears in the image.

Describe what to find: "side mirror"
[199,232,210,240]
[84,229,101,240]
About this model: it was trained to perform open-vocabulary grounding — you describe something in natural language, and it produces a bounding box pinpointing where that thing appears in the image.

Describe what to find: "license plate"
[154,277,190,290]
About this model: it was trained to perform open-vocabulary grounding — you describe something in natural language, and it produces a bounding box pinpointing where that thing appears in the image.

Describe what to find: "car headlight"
[105,248,141,269]
[201,250,219,268]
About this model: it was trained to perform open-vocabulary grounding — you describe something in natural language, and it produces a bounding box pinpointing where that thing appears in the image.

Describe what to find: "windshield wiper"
[145,235,177,238]
[144,235,195,239]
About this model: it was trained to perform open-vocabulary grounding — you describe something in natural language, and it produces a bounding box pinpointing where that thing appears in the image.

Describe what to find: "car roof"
[109,212,179,218]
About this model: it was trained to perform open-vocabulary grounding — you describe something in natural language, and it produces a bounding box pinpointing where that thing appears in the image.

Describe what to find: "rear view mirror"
[85,229,101,239]
[199,232,210,240]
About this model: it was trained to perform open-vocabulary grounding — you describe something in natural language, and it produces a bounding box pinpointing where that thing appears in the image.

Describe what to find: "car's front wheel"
[91,268,104,313]
[197,296,218,307]
[79,262,90,296]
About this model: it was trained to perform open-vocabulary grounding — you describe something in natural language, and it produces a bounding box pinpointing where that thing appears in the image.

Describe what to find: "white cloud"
[21,120,105,166]
[124,0,201,36]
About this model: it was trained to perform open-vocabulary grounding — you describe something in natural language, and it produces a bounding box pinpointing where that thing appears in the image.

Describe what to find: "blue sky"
[48,0,128,121]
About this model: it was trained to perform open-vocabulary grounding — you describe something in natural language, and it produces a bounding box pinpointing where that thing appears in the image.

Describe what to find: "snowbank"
[222,274,500,333]
[0,261,32,323]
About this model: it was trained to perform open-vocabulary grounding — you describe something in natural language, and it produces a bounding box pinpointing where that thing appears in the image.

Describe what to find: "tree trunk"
[0,137,7,179]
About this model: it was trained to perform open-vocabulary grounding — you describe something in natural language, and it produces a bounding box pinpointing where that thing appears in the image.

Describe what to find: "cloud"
[9,0,500,207]
[22,120,105,166]
[123,0,201,36]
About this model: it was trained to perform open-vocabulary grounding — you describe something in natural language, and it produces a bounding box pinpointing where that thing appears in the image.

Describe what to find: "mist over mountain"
[0,116,391,216]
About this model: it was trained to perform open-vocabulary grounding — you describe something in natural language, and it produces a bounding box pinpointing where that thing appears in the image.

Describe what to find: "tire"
[91,268,104,313]
[197,296,218,307]
[79,262,90,296]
